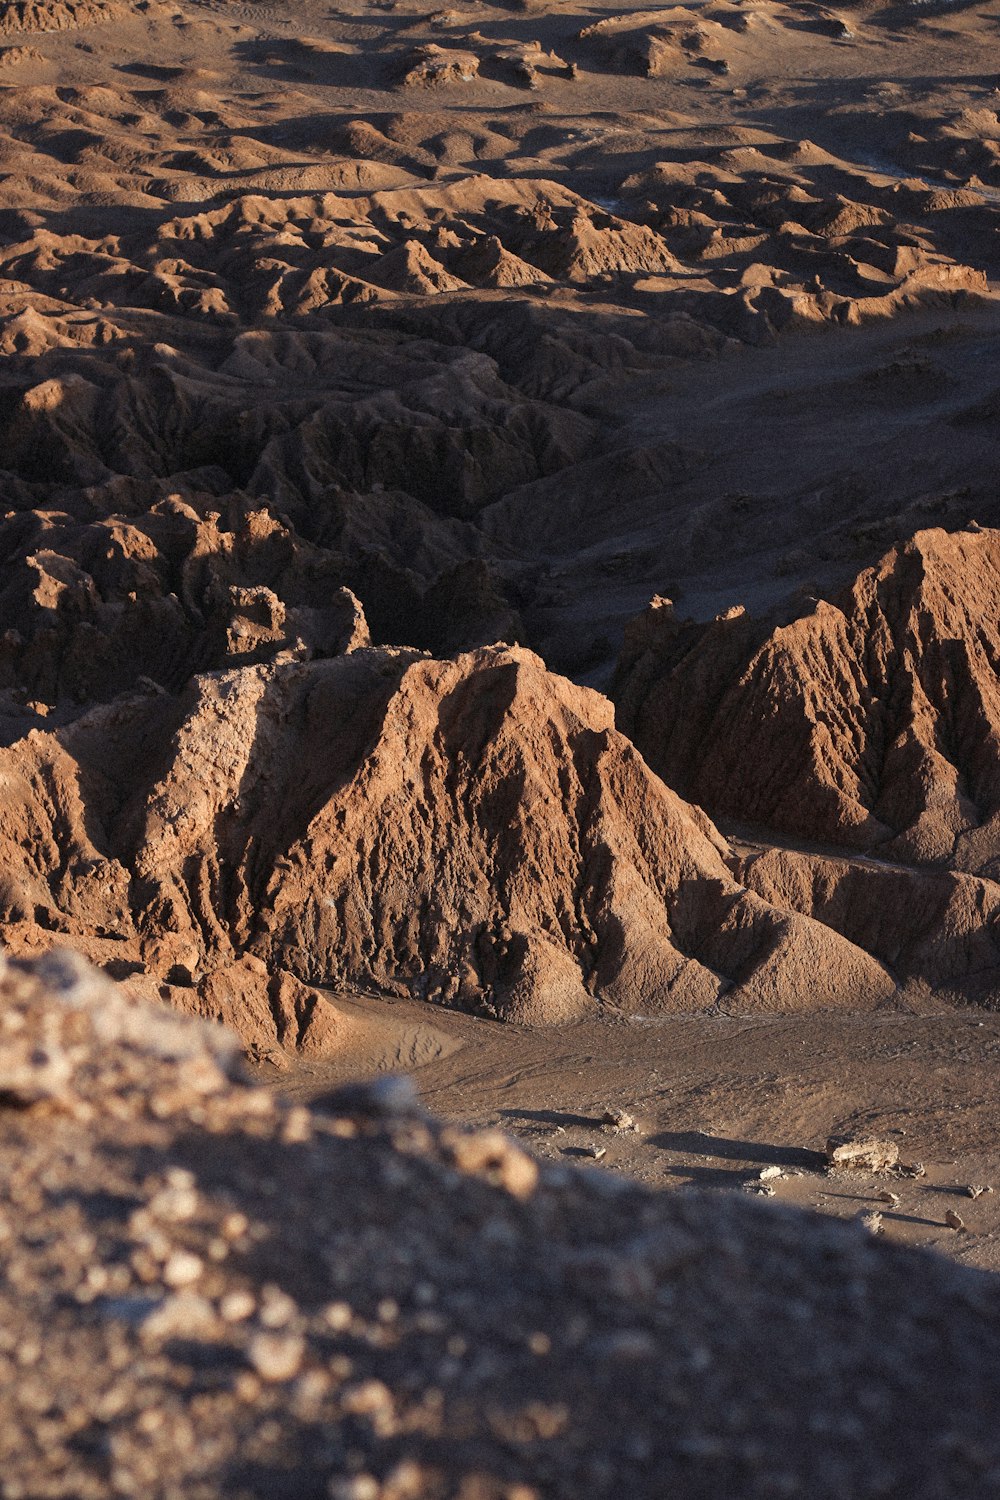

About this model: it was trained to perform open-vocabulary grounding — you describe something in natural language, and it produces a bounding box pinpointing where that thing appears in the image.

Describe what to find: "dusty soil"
[7,952,1000,1500]
[275,992,1000,1272]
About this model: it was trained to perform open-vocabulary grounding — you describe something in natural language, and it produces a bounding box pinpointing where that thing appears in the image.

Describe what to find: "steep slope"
[0,501,370,713]
[733,846,1000,1007]
[0,643,894,1047]
[615,528,1000,873]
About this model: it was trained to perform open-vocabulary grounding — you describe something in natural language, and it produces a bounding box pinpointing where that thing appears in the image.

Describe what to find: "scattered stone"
[945,1211,968,1233]
[860,1211,883,1235]
[759,1165,783,1182]
[897,1161,926,1179]
[323,1302,354,1331]
[219,1290,256,1323]
[966,1185,993,1199]
[2,954,1000,1500]
[140,1292,216,1342]
[601,1108,636,1133]
[248,1332,306,1383]
[826,1136,899,1173]
[440,1127,539,1199]
[162,1250,204,1288]
[586,1145,608,1161]
[329,1476,380,1500]
[878,1191,900,1208]
[259,1285,298,1328]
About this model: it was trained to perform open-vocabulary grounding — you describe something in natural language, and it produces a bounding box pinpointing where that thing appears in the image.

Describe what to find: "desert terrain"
[2,0,1000,1485]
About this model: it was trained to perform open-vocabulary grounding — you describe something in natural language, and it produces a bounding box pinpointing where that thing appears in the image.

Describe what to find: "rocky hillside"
[615,528,1000,869]
[0,640,895,1053]
[0,0,999,1037]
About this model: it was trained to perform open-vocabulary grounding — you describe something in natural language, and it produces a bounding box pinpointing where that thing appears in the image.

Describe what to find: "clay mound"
[2,949,1000,1500]
[734,846,1000,1005]
[362,239,469,295]
[0,644,894,1047]
[628,147,997,334]
[614,529,1000,873]
[521,209,681,280]
[0,0,122,31]
[324,117,437,178]
[0,501,370,708]
[578,9,730,77]
[869,104,1000,190]
[450,232,551,288]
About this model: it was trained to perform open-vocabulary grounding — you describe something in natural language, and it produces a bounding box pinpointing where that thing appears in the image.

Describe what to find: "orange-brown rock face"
[0,642,894,1043]
[1,0,1000,1047]
[0,502,370,712]
[733,847,1000,1007]
[615,528,1000,873]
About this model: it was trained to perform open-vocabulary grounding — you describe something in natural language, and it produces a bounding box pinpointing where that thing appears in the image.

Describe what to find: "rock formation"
[0,0,999,1039]
[0,640,897,1050]
[615,529,1000,872]
[613,529,1000,999]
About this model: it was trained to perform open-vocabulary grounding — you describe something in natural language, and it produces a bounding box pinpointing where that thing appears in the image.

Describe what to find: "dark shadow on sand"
[650,1130,826,1171]
[499,1107,601,1130]
[664,1164,753,1188]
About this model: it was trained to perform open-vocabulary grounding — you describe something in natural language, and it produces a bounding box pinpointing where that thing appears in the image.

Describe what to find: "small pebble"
[248,1332,305,1382]
[328,1476,380,1500]
[945,1210,968,1233]
[966,1184,992,1199]
[162,1251,203,1288]
[260,1285,298,1328]
[221,1212,250,1241]
[141,1293,215,1342]
[878,1191,900,1208]
[219,1290,256,1323]
[324,1302,353,1331]
[860,1211,883,1235]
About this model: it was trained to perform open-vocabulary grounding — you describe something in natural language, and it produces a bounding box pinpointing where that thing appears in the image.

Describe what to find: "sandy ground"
[275,993,1000,1272]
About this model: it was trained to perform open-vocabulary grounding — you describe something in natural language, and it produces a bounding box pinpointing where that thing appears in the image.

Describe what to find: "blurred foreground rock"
[1,950,1000,1499]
